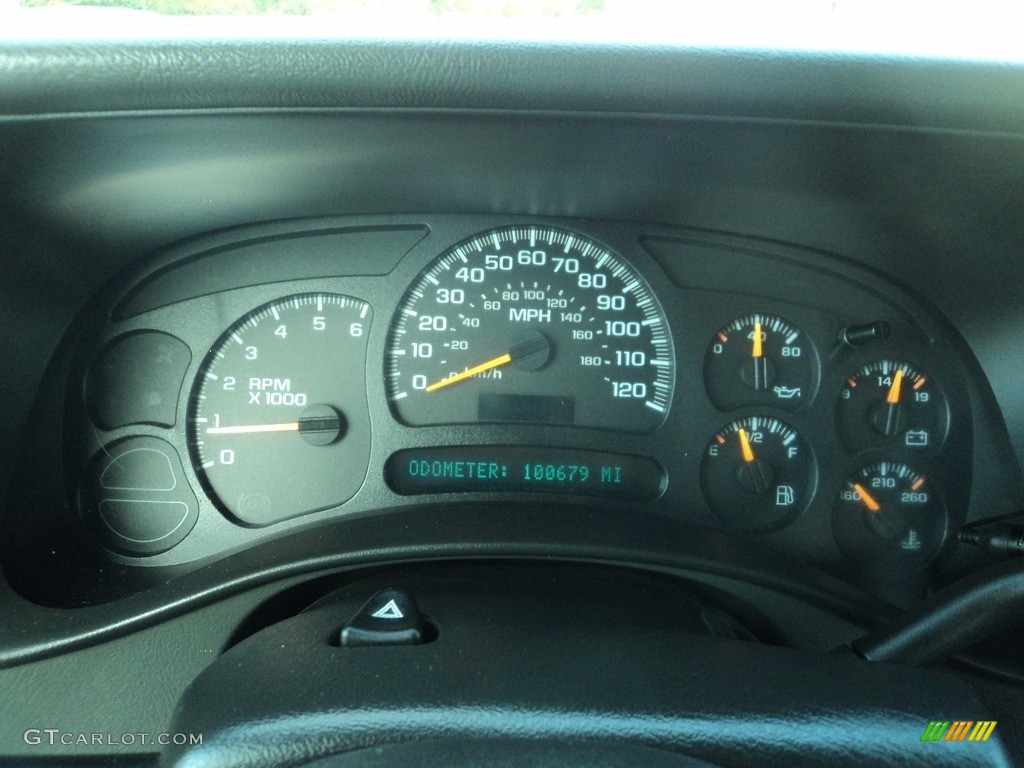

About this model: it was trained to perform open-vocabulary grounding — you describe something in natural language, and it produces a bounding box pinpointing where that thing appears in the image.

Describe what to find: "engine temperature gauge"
[701,416,814,531]
[704,314,816,411]
[832,462,948,567]
[837,361,949,452]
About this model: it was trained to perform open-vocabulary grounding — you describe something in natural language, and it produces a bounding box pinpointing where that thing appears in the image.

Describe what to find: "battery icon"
[905,430,929,447]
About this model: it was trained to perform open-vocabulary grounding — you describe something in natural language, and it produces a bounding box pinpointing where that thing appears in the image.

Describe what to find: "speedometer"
[385,226,674,432]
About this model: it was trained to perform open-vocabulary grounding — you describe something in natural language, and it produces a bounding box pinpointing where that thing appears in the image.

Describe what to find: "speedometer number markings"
[385,226,675,432]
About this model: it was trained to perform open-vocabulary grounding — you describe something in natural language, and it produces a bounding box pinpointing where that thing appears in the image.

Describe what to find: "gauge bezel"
[700,415,818,532]
[831,460,949,570]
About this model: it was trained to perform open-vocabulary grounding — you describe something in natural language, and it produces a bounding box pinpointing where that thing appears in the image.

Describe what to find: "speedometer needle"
[425,333,551,392]
[425,353,512,392]
[206,422,300,435]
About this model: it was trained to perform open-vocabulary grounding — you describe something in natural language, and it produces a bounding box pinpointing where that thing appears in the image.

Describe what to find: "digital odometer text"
[386,446,665,501]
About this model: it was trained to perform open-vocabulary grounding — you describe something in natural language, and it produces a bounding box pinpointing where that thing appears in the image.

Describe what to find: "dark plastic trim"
[2,42,1024,135]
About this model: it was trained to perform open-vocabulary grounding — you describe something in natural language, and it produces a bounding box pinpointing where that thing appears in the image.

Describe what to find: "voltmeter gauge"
[701,416,814,531]
[704,314,816,411]
[832,462,948,567]
[836,361,948,452]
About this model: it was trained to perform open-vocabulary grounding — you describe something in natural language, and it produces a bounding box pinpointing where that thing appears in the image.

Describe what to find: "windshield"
[3,0,1023,59]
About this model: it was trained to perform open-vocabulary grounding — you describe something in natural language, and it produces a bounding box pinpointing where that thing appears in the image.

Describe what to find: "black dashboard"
[2,38,1024,768]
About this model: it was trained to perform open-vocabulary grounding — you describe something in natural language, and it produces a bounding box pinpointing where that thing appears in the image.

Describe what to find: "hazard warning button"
[340,589,426,647]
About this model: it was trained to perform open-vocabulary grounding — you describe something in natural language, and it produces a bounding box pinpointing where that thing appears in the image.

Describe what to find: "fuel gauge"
[837,361,949,452]
[704,314,816,411]
[832,462,948,567]
[701,416,814,531]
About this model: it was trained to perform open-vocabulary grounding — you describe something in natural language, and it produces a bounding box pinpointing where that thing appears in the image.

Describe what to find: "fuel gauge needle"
[853,483,882,512]
[736,427,772,493]
[738,427,756,463]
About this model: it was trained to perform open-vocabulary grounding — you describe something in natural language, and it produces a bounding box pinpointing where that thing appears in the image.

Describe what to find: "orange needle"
[426,353,512,392]
[752,321,763,358]
[853,483,881,512]
[738,428,756,463]
[886,368,904,405]
[207,422,299,435]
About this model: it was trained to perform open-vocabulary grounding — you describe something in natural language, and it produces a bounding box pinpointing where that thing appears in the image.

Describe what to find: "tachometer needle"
[206,422,299,435]
[425,353,512,392]
[886,368,904,404]
[738,428,756,463]
[853,483,882,512]
[752,321,763,359]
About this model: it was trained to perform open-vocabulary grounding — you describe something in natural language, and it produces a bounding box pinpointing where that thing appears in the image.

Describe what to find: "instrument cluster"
[22,216,977,604]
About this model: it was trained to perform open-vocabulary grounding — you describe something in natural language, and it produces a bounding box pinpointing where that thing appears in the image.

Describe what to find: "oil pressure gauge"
[704,314,817,411]
[837,361,949,452]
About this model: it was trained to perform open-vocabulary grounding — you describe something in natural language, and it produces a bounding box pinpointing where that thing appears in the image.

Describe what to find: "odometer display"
[385,226,674,432]
[385,446,665,500]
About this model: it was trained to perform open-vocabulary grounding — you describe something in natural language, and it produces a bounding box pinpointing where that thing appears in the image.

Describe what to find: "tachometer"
[385,226,674,432]
[188,293,372,526]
